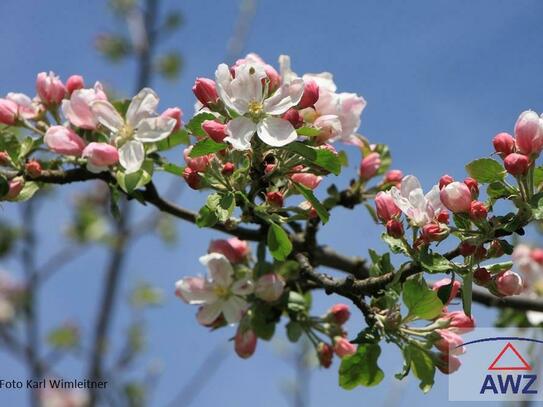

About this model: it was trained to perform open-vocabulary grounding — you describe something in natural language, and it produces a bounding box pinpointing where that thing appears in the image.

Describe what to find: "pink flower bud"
[493,132,515,157]
[25,160,42,178]
[437,210,450,224]
[36,71,66,105]
[474,246,487,261]
[504,153,529,176]
[82,142,119,168]
[333,337,356,358]
[0,99,18,125]
[474,267,491,284]
[386,219,404,238]
[440,311,475,332]
[281,108,303,129]
[182,167,202,190]
[515,110,543,156]
[234,327,257,359]
[222,162,235,176]
[459,241,476,257]
[440,181,472,213]
[317,342,333,368]
[421,223,449,242]
[183,146,211,172]
[192,77,219,108]
[65,75,85,94]
[469,200,487,221]
[161,107,183,131]
[44,126,86,156]
[202,120,227,143]
[4,177,24,200]
[435,330,465,355]
[374,191,401,222]
[385,169,403,184]
[531,249,543,264]
[359,152,381,180]
[0,152,10,166]
[437,353,461,374]
[432,278,461,305]
[328,304,350,325]
[496,270,523,296]
[264,65,281,94]
[297,79,319,109]
[255,273,285,302]
[208,238,250,264]
[266,191,284,208]
[463,177,479,199]
[439,174,454,190]
[290,172,322,190]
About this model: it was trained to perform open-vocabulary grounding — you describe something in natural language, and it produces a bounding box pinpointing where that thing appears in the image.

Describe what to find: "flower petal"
[222,297,249,324]
[175,276,216,304]
[90,100,124,133]
[199,253,233,288]
[231,277,254,296]
[197,302,223,325]
[256,117,297,147]
[135,116,176,142]
[126,88,159,127]
[118,140,144,174]
[225,117,256,150]
[263,78,304,115]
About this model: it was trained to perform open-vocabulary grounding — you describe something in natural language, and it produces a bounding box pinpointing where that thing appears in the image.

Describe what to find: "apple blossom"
[504,152,529,176]
[374,191,401,222]
[66,75,85,94]
[25,160,42,177]
[359,152,381,180]
[386,219,404,238]
[421,223,448,242]
[161,107,183,131]
[91,88,176,173]
[202,120,228,143]
[62,82,107,130]
[175,253,253,325]
[44,126,86,156]
[36,71,66,105]
[439,311,475,332]
[184,145,212,172]
[438,174,454,190]
[439,181,472,213]
[0,99,18,125]
[390,175,443,226]
[192,77,219,108]
[266,191,284,208]
[5,177,24,200]
[463,177,479,198]
[216,61,304,150]
[255,273,285,302]
[514,110,543,156]
[327,304,350,325]
[469,200,487,221]
[208,238,250,264]
[496,270,523,296]
[234,326,257,359]
[222,162,235,176]
[183,167,202,190]
[437,353,461,374]
[474,267,491,284]
[493,132,515,157]
[435,330,465,355]
[436,210,449,224]
[317,342,333,368]
[233,53,281,93]
[333,337,356,357]
[459,241,476,257]
[385,169,403,184]
[281,108,303,129]
[297,79,319,109]
[290,171,322,190]
[82,142,119,173]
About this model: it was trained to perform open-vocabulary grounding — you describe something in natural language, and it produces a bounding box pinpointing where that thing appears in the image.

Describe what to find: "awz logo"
[480,342,537,395]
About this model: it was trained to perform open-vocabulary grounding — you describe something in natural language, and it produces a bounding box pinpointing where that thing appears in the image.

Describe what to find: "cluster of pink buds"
[439,175,487,221]
[316,303,355,368]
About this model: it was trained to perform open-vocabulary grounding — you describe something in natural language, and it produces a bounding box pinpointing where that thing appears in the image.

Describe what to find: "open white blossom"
[90,88,176,173]
[216,62,304,150]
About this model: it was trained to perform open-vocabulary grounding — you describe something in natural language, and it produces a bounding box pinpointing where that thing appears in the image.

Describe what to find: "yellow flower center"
[248,100,264,119]
[115,125,134,146]
[213,285,230,299]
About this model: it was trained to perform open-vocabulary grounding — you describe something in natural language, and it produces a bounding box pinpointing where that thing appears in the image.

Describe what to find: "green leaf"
[47,325,79,349]
[251,303,276,340]
[339,343,384,389]
[420,251,453,273]
[12,181,39,202]
[112,99,130,116]
[130,283,163,307]
[487,181,511,200]
[465,158,505,184]
[189,138,227,157]
[0,175,9,197]
[453,213,472,230]
[287,291,308,313]
[162,162,185,176]
[406,344,435,393]
[293,183,329,223]
[285,142,341,175]
[403,278,443,320]
[267,223,292,261]
[286,321,302,342]
[116,169,151,193]
[486,261,513,273]
[186,112,216,137]
[381,233,409,255]
[462,272,473,317]
[534,166,543,189]
[156,129,189,151]
[296,126,321,137]
[196,205,218,228]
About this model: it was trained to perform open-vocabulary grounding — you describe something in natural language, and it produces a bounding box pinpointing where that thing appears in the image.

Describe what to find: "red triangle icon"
[488,342,532,371]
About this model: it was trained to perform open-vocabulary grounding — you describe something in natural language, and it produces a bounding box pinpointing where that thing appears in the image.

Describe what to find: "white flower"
[390,175,443,227]
[175,253,253,325]
[90,88,176,173]
[215,62,304,150]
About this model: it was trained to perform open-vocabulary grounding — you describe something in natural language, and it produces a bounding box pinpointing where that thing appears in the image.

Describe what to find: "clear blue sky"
[1,0,543,406]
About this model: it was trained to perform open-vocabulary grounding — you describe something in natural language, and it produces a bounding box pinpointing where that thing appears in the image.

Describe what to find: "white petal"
[215,63,241,114]
[256,117,297,147]
[230,64,264,108]
[278,55,298,84]
[197,302,223,325]
[135,116,176,142]
[175,277,216,305]
[231,277,254,296]
[222,297,249,324]
[302,72,337,93]
[86,161,108,174]
[199,253,233,288]
[527,311,543,325]
[119,140,144,174]
[263,78,304,115]
[400,175,422,199]
[126,88,159,126]
[225,117,256,150]
[425,185,443,215]
[90,100,124,133]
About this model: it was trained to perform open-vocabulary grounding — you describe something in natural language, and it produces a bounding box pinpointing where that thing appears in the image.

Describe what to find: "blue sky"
[1,0,543,406]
